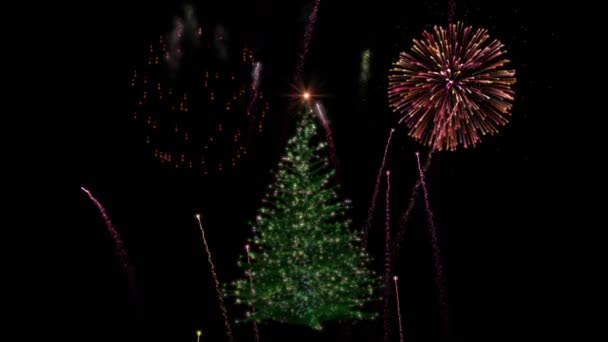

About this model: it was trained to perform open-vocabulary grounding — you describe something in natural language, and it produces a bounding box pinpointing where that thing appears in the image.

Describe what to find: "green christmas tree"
[231,105,378,330]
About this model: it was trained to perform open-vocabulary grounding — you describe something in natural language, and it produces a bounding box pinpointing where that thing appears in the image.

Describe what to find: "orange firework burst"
[388,22,516,151]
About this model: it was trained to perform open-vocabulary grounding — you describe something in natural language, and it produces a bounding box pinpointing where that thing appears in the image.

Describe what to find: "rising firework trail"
[195,214,234,341]
[80,186,136,294]
[393,276,404,342]
[245,244,260,342]
[393,150,434,258]
[383,170,393,342]
[393,96,456,258]
[363,128,395,247]
[295,0,321,81]
[313,101,338,170]
[247,62,263,117]
[415,152,448,337]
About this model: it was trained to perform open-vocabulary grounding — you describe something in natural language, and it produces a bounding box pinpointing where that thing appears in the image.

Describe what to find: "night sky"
[42,0,557,341]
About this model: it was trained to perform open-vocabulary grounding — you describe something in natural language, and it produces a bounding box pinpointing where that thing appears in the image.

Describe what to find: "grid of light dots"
[231,106,379,330]
[388,22,516,151]
[131,27,269,174]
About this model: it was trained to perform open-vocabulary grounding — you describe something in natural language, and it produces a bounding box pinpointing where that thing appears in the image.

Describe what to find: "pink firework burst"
[388,22,516,151]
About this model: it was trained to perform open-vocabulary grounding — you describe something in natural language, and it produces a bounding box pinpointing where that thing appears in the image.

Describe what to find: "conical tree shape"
[231,105,378,330]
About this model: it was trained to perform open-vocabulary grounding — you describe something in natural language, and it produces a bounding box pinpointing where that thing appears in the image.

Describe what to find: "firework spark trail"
[415,152,448,336]
[383,170,393,342]
[393,276,404,342]
[246,62,263,117]
[393,150,434,258]
[245,244,260,342]
[295,0,321,81]
[363,128,395,247]
[252,62,262,89]
[246,89,259,118]
[394,106,454,257]
[195,214,234,341]
[313,101,338,170]
[80,186,136,293]
[242,62,263,159]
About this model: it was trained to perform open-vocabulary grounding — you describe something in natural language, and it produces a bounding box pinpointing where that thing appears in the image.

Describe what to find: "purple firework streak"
[295,0,321,81]
[195,214,233,340]
[415,152,448,336]
[247,62,263,117]
[363,128,395,248]
[393,150,434,259]
[313,101,338,170]
[80,186,136,292]
[383,170,393,342]
[393,276,404,342]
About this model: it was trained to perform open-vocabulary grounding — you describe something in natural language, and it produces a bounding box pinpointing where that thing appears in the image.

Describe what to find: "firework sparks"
[166,17,184,72]
[393,150,434,259]
[383,170,393,342]
[388,22,516,151]
[247,62,263,117]
[195,214,233,341]
[131,29,268,174]
[415,152,448,336]
[81,187,128,266]
[80,186,137,295]
[252,62,262,90]
[393,276,404,342]
[295,0,321,81]
[313,101,338,170]
[363,128,395,247]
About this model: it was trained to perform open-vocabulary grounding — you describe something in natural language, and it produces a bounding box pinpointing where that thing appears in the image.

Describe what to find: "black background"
[27,0,558,341]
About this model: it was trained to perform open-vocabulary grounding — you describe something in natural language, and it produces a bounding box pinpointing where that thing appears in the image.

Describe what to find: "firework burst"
[130,24,268,175]
[388,22,516,151]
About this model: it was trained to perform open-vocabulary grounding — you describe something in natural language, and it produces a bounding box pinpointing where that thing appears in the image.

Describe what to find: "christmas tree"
[231,104,378,330]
